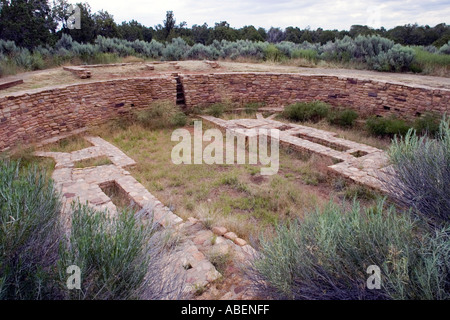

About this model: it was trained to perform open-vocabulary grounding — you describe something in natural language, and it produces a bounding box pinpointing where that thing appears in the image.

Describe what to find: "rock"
[188,217,199,224]
[193,230,214,246]
[206,269,221,282]
[242,244,257,258]
[211,242,231,256]
[224,231,238,241]
[219,292,234,300]
[214,236,226,245]
[234,238,247,246]
[212,226,227,236]
[63,66,91,79]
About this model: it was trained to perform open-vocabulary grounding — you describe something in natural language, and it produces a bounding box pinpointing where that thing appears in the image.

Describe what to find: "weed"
[134,101,187,130]
[74,156,112,168]
[366,116,412,137]
[207,250,232,274]
[327,109,358,128]
[282,101,330,123]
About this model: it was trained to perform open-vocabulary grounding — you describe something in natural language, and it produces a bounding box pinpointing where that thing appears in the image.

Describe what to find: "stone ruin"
[201,113,390,192]
[35,132,256,299]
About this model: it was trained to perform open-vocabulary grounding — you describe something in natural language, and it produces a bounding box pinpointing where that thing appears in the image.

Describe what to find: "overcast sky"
[84,0,450,30]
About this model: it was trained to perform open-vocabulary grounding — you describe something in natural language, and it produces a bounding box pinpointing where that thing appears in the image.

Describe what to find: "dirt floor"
[2,60,450,96]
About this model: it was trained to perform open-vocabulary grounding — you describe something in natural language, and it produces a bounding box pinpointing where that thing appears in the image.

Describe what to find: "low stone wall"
[180,73,450,119]
[63,66,91,79]
[0,76,176,151]
[2,72,450,151]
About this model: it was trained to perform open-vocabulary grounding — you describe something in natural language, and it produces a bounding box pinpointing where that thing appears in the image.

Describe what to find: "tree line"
[0,0,449,50]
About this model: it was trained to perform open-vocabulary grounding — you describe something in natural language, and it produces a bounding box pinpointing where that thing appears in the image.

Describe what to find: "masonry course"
[0,76,176,150]
[180,72,450,118]
[1,72,449,151]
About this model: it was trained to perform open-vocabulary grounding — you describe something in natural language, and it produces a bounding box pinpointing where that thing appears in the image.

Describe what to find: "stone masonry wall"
[0,76,176,151]
[1,72,449,151]
[180,73,450,119]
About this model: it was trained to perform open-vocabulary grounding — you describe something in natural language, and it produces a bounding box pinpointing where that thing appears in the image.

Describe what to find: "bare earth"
[1,60,450,96]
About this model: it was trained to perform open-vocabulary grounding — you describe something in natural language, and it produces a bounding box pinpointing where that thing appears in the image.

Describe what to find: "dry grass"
[40,135,92,153]
[3,144,56,179]
[74,155,112,168]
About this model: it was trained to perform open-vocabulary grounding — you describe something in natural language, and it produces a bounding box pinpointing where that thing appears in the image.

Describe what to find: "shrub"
[439,41,450,54]
[162,38,189,61]
[0,160,63,300]
[89,52,119,65]
[366,116,411,137]
[145,40,165,59]
[243,102,264,114]
[320,36,355,62]
[352,35,394,62]
[205,103,229,117]
[172,111,188,127]
[0,59,19,77]
[344,184,377,201]
[369,44,415,72]
[55,34,74,51]
[0,159,187,300]
[264,44,284,62]
[291,49,318,62]
[185,43,219,60]
[59,202,186,300]
[327,109,358,127]
[218,40,267,60]
[134,101,187,129]
[30,52,45,70]
[282,101,330,122]
[383,118,450,227]
[0,39,20,56]
[414,112,441,137]
[59,203,149,299]
[413,47,450,75]
[247,200,450,300]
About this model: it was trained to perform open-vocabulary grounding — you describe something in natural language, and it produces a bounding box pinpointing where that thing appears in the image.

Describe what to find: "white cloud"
[83,0,450,30]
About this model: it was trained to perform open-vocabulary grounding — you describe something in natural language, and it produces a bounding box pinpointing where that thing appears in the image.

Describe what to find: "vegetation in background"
[2,1,450,49]
[412,47,450,75]
[413,112,442,137]
[366,114,443,138]
[1,2,450,76]
[366,116,412,137]
[282,101,330,123]
[203,102,230,117]
[326,109,358,128]
[134,101,187,129]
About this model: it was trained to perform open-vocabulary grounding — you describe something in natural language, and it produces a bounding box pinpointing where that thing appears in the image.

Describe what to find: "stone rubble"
[63,66,91,79]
